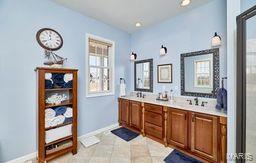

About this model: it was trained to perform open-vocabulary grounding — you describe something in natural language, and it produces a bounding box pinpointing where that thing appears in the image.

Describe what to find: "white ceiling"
[53,0,212,33]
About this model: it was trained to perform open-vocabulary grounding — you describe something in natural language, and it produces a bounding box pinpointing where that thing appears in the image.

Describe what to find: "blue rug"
[111,127,139,141]
[164,149,202,163]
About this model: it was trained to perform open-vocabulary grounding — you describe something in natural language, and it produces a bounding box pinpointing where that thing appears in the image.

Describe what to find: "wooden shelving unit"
[36,67,78,162]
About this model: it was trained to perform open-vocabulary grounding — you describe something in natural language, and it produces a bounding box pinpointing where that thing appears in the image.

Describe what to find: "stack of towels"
[45,73,73,89]
[45,107,73,128]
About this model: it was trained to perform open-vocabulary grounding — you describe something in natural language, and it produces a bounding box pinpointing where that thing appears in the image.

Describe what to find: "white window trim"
[85,34,115,98]
[193,58,213,88]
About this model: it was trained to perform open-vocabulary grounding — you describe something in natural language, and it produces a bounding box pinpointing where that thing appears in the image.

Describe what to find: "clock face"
[36,28,63,51]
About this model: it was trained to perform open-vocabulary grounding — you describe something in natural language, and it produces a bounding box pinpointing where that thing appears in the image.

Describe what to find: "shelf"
[45,135,73,147]
[46,140,73,155]
[45,100,73,108]
[45,122,73,131]
[45,88,72,92]
[45,146,73,161]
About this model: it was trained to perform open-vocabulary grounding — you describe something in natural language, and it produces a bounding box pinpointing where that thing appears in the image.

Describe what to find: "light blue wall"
[0,0,228,161]
[241,0,256,12]
[131,0,227,95]
[0,0,131,162]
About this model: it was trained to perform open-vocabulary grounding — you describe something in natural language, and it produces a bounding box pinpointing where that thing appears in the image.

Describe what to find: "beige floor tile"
[48,153,73,163]
[110,157,131,163]
[89,157,110,163]
[98,138,116,146]
[148,144,172,157]
[75,145,96,158]
[112,145,131,158]
[93,145,113,157]
[130,136,147,145]
[67,157,91,163]
[151,156,166,163]
[114,137,130,147]
[131,145,150,158]
[132,157,152,163]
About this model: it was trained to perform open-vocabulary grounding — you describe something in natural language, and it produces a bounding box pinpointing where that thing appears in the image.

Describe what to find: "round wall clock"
[36,28,63,51]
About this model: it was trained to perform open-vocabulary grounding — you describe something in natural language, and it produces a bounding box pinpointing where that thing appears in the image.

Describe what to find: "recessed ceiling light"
[135,22,142,27]
[181,0,191,6]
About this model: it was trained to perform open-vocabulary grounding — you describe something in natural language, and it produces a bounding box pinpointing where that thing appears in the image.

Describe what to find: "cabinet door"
[167,109,188,149]
[191,113,218,162]
[130,101,141,130]
[120,99,129,125]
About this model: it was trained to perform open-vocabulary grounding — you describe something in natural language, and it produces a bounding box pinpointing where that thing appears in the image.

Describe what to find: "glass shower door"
[237,5,256,163]
[245,12,256,162]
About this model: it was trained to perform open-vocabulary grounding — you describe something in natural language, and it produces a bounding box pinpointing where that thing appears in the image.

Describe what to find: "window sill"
[86,92,115,98]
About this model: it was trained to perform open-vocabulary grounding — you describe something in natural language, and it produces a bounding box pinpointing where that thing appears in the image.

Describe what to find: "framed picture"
[157,64,173,83]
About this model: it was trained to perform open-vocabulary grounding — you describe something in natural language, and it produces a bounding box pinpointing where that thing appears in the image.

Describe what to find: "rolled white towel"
[45,108,56,120]
[45,119,52,128]
[45,73,52,80]
[64,107,73,118]
[51,115,65,126]
[64,74,73,83]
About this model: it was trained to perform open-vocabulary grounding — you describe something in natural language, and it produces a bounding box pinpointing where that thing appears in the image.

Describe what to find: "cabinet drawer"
[145,122,163,139]
[144,103,162,114]
[145,111,162,127]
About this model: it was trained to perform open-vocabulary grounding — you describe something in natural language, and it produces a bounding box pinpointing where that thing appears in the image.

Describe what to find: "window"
[194,59,212,88]
[86,34,115,97]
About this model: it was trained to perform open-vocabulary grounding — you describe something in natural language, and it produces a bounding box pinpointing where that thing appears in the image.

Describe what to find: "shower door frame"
[237,5,256,163]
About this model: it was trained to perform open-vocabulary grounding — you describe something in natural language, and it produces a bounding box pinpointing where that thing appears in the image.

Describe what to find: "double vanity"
[118,96,227,163]
[120,48,227,162]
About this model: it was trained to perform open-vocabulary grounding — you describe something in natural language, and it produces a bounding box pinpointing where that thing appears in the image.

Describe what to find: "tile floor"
[25,129,173,163]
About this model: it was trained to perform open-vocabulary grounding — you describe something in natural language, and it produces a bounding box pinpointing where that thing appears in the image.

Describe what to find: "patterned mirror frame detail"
[180,48,220,98]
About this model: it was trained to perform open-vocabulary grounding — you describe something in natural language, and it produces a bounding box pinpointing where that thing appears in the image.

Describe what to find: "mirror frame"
[134,58,153,92]
[180,48,220,98]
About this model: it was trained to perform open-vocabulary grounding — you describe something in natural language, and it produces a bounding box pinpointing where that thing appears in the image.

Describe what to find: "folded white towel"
[119,83,126,97]
[45,108,56,120]
[45,124,72,143]
[64,107,73,118]
[45,119,52,128]
[64,74,73,83]
[51,115,65,126]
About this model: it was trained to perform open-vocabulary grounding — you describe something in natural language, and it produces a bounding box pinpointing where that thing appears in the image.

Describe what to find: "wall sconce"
[211,32,222,47]
[130,52,137,61]
[160,45,167,56]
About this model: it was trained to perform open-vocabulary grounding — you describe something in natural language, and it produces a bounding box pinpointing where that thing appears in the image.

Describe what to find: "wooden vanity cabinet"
[119,99,130,125]
[129,100,142,131]
[118,98,227,163]
[118,98,142,132]
[144,103,164,142]
[190,113,218,162]
[167,109,188,149]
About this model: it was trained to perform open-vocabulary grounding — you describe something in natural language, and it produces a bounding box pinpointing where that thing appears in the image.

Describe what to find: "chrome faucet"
[187,99,192,105]
[194,97,199,106]
[136,91,143,98]
[201,101,208,107]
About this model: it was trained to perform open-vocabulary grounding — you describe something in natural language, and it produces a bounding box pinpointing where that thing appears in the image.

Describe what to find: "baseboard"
[6,123,119,163]
[6,152,37,163]
[78,123,119,140]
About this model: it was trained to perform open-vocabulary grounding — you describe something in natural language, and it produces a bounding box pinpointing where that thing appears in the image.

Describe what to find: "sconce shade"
[211,32,221,47]
[130,52,137,61]
[160,45,167,56]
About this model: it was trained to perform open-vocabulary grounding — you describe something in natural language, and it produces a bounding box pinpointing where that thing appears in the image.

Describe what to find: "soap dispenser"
[170,89,174,104]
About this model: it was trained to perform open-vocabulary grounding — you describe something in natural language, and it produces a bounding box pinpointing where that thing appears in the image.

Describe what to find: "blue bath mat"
[164,149,202,163]
[111,127,139,141]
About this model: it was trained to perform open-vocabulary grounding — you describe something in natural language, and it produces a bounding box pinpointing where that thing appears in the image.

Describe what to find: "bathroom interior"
[1,0,256,163]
